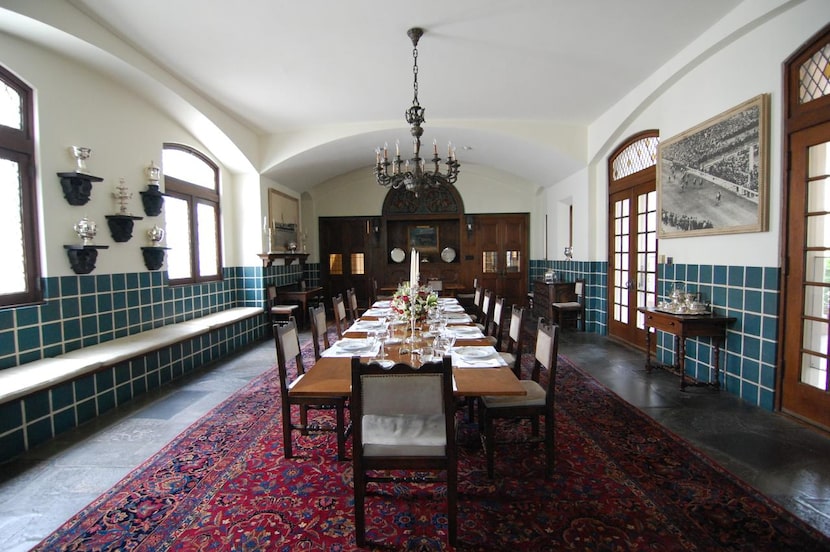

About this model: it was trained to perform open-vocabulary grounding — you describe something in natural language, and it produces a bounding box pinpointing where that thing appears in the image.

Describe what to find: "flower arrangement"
[390,281,438,323]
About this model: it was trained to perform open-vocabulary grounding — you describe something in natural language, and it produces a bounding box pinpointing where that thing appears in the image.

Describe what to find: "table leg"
[677,335,686,390]
[713,338,722,390]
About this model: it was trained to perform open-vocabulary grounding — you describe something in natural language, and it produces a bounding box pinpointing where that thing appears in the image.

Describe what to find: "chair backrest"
[503,305,526,377]
[490,296,505,347]
[347,287,361,322]
[273,318,304,396]
[574,279,584,298]
[266,284,277,307]
[350,356,455,457]
[332,294,348,339]
[473,286,483,310]
[533,320,560,401]
[481,289,494,329]
[309,304,330,360]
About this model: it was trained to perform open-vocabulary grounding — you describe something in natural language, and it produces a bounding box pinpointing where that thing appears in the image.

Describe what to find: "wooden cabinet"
[532,280,575,322]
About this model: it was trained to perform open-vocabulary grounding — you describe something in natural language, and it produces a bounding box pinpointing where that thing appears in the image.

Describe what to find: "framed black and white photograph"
[657,94,769,238]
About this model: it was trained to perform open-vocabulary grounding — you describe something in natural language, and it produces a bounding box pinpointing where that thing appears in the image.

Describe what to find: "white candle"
[410,249,416,286]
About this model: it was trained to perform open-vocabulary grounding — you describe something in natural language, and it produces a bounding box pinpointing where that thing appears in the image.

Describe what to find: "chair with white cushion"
[551,279,585,331]
[478,320,558,479]
[275,318,348,461]
[350,355,457,547]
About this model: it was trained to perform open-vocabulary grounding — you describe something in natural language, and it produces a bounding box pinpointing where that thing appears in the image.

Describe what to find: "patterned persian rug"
[34,332,830,551]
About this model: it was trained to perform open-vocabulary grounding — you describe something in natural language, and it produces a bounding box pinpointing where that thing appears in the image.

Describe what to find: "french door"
[476,214,528,309]
[781,121,830,429]
[608,183,658,348]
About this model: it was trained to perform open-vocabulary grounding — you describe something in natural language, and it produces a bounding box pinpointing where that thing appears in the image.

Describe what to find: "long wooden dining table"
[289,305,526,400]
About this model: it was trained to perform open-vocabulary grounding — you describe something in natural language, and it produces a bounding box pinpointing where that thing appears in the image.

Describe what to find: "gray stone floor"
[1,331,829,551]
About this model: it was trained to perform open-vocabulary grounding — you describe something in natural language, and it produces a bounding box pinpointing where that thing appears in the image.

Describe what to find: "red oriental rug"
[34,335,830,551]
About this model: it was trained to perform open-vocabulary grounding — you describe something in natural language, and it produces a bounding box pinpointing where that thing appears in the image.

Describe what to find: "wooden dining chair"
[265,284,299,325]
[350,355,457,547]
[551,279,586,331]
[332,294,349,339]
[308,304,330,360]
[498,305,526,378]
[274,318,348,461]
[478,319,558,479]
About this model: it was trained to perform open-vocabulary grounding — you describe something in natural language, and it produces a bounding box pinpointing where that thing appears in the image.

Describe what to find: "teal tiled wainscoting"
[528,260,779,412]
[0,263,321,463]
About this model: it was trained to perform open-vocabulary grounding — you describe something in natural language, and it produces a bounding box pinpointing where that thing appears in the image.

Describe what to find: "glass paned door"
[782,121,830,429]
[608,186,657,347]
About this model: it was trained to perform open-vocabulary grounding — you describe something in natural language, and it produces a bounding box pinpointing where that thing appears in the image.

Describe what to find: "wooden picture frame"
[657,94,769,238]
[408,225,439,253]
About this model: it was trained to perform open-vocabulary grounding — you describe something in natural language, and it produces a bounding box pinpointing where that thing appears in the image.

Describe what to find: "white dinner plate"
[370,359,394,369]
[444,305,465,313]
[453,327,480,335]
[390,248,405,263]
[455,347,491,360]
[356,321,383,329]
[338,340,370,351]
[441,247,456,263]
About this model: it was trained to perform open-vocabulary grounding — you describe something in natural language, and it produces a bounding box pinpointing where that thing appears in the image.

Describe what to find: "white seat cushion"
[362,413,447,456]
[498,351,516,365]
[482,380,546,408]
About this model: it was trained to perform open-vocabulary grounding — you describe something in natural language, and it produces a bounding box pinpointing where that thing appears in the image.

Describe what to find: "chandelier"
[374,27,460,196]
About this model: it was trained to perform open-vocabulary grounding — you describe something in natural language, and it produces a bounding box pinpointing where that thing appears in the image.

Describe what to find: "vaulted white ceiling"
[5,0,743,190]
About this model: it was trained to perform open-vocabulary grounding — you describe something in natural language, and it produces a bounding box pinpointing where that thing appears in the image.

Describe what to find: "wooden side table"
[638,307,736,390]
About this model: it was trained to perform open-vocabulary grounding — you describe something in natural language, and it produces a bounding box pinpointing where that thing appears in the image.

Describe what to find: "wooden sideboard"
[532,280,575,323]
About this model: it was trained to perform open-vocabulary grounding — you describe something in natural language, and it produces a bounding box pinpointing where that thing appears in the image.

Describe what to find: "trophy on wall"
[69,146,92,174]
[112,178,133,215]
[147,224,165,246]
[74,216,97,246]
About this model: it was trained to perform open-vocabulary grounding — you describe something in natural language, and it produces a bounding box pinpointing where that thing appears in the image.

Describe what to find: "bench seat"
[0,307,264,407]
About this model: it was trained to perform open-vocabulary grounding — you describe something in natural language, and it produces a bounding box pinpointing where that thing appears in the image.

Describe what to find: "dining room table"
[288,298,526,399]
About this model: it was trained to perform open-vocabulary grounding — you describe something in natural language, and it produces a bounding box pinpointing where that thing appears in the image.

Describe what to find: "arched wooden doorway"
[779,24,830,430]
[607,131,660,349]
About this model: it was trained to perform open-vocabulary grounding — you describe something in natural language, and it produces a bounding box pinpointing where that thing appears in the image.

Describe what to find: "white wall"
[0,30,242,276]
[572,0,828,266]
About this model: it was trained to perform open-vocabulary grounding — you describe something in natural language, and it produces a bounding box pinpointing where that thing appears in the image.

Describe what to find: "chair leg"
[282,404,293,459]
[448,462,458,546]
[545,411,555,479]
[353,469,366,546]
[300,405,309,435]
[485,412,496,479]
[336,402,346,461]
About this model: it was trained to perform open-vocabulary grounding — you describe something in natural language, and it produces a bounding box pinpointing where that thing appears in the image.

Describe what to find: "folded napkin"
[446,314,473,325]
[451,346,507,368]
[373,301,391,308]
[450,327,485,339]
[345,320,386,334]
[363,307,392,317]
[321,339,380,358]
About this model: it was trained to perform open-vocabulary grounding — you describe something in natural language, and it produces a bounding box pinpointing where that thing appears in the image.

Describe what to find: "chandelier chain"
[412,45,419,106]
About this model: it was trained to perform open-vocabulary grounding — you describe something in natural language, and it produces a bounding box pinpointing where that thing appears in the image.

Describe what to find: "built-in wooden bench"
[0,307,263,406]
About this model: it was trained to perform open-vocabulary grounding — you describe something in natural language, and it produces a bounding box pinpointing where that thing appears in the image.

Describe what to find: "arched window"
[0,64,41,307]
[162,144,221,283]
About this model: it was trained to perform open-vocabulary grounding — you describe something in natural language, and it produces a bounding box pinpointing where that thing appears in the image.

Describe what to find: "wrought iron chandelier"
[375,27,460,195]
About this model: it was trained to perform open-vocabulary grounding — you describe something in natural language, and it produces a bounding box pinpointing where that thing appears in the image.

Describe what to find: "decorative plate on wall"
[440,247,456,263]
[390,247,406,263]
